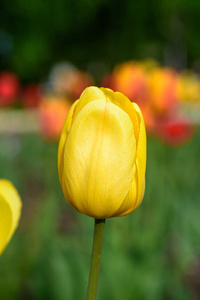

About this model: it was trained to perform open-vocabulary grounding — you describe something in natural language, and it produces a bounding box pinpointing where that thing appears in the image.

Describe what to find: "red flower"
[22,84,42,108]
[155,116,195,146]
[0,72,20,107]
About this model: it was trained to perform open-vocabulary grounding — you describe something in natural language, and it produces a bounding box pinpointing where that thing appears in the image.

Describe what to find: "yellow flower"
[58,87,146,219]
[0,180,22,255]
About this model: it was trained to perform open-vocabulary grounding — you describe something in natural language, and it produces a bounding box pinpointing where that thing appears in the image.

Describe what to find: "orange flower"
[38,97,72,140]
[147,68,178,116]
[111,61,148,104]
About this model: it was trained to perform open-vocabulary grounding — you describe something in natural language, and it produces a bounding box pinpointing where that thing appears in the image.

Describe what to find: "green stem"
[86,218,106,300]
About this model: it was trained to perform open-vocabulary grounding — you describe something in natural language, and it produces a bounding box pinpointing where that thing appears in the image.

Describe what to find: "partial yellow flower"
[58,87,146,219]
[0,180,22,255]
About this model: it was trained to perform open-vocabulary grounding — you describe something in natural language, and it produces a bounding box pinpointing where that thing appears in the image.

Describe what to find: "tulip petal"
[100,88,139,141]
[63,99,136,218]
[119,103,146,216]
[133,103,147,204]
[73,86,106,121]
[114,173,139,217]
[58,100,79,189]
[0,180,22,255]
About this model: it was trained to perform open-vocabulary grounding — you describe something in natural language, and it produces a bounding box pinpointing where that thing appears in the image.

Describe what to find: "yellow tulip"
[0,180,22,255]
[58,87,146,219]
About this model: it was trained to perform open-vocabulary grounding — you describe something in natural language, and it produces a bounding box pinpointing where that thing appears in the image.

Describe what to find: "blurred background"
[1,0,200,299]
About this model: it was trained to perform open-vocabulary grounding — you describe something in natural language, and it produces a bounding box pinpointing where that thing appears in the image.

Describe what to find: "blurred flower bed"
[1,60,200,299]
[102,60,198,146]
[0,59,200,145]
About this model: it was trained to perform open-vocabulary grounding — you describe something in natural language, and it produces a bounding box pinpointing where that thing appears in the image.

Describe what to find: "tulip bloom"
[0,180,22,255]
[58,87,146,219]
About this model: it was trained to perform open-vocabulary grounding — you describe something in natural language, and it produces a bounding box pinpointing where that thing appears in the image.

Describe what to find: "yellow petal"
[0,180,22,255]
[72,86,106,121]
[62,99,136,218]
[58,100,79,186]
[120,103,146,216]
[100,87,139,141]
[58,87,106,173]
[134,102,147,204]
[112,176,138,217]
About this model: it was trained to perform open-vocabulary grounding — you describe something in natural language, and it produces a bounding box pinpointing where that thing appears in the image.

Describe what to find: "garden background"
[1,0,200,299]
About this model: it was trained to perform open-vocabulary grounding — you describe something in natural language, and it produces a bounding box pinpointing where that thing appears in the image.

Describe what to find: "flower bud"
[58,87,146,219]
[0,180,22,255]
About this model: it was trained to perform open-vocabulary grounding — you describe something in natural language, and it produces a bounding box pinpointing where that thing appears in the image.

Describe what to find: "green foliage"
[1,0,200,81]
[0,130,200,299]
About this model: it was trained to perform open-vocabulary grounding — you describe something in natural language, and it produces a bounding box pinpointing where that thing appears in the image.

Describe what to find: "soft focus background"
[1,1,200,299]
